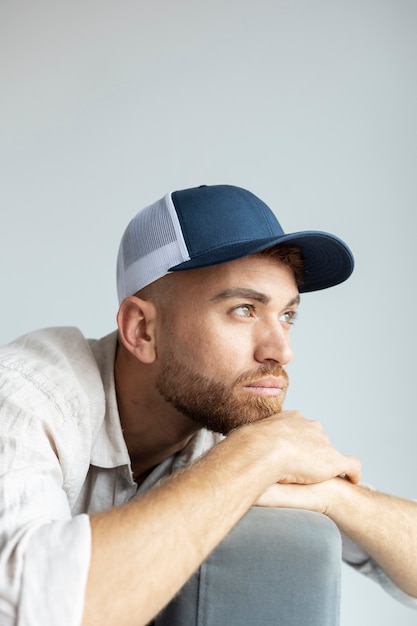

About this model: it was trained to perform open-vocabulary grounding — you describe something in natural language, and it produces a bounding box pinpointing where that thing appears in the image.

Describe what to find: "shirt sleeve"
[0,344,96,626]
[0,469,92,626]
[341,531,417,609]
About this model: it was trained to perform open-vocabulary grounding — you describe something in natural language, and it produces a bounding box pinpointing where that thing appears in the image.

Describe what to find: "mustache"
[233,364,289,388]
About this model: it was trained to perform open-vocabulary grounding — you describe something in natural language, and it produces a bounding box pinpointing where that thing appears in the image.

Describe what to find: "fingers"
[256,482,327,511]
[251,410,361,486]
[341,455,362,484]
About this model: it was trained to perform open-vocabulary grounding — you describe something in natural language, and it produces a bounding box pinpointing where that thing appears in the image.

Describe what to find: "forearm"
[82,430,274,626]
[257,475,417,598]
[327,480,417,598]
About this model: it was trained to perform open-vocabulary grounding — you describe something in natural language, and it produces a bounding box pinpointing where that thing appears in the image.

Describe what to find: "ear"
[117,296,158,364]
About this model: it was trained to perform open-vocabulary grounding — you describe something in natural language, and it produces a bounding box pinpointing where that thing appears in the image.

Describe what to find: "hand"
[256,476,347,514]
[231,410,361,486]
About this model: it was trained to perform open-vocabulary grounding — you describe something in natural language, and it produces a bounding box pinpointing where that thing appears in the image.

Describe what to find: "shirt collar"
[88,331,131,469]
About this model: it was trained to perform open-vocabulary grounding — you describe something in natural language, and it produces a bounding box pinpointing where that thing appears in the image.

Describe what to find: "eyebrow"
[211,288,301,308]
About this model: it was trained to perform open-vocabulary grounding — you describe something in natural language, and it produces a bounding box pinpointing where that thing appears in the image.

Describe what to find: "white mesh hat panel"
[116,193,190,302]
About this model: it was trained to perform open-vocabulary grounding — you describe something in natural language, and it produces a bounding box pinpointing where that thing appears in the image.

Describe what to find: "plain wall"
[1,1,416,624]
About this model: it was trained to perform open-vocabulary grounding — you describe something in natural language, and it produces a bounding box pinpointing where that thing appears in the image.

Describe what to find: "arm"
[329,480,417,598]
[82,412,361,626]
[257,477,417,599]
[0,375,358,626]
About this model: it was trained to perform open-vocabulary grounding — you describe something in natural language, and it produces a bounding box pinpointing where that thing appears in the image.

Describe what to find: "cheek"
[184,333,221,366]
[194,332,252,379]
[163,321,214,365]
[172,330,224,376]
[165,314,255,377]
[171,313,218,352]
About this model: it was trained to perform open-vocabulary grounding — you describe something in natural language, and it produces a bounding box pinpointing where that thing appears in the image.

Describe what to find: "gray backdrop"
[1,1,416,624]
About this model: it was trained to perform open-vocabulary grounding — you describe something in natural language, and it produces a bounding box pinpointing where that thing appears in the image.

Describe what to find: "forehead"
[171,254,299,301]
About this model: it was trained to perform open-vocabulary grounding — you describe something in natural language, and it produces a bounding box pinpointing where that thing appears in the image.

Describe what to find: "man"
[0,184,415,626]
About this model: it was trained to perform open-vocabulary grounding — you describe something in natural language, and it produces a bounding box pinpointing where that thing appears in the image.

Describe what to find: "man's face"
[155,254,300,435]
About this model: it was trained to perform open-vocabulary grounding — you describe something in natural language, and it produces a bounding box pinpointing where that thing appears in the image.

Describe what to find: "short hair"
[254,245,304,288]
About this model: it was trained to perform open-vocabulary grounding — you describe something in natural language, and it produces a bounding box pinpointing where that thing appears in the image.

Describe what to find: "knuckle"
[309,419,323,430]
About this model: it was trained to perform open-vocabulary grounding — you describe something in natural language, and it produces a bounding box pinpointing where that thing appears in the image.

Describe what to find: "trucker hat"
[116,184,354,303]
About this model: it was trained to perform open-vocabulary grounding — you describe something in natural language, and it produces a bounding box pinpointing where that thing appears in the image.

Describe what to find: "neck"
[114,341,200,482]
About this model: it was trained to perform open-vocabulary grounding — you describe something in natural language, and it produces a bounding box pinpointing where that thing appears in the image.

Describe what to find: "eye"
[233,304,255,318]
[280,310,298,325]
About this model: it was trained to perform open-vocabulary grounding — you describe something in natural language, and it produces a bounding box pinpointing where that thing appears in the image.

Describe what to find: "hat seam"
[183,236,279,257]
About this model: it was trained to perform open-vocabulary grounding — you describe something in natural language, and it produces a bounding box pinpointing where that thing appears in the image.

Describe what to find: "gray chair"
[155,507,342,626]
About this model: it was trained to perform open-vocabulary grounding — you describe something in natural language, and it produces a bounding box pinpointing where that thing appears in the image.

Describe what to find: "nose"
[253,321,294,367]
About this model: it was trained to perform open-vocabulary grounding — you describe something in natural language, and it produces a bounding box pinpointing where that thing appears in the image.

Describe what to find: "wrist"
[224,423,288,485]
[323,477,358,522]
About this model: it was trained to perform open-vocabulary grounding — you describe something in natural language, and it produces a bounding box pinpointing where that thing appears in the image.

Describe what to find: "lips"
[243,375,288,396]
[245,376,287,389]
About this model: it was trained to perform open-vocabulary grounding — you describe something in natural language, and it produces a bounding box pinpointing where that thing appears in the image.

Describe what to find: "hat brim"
[169,230,354,293]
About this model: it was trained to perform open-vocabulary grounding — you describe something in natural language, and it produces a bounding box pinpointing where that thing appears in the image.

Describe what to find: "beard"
[155,342,289,435]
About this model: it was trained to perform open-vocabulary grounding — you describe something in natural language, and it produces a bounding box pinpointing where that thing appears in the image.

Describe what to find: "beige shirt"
[0,327,415,626]
[0,327,220,626]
